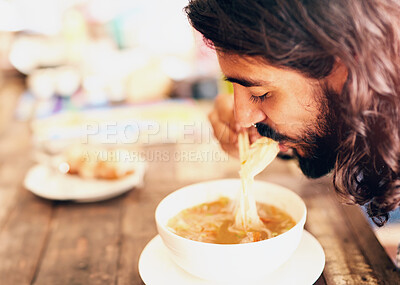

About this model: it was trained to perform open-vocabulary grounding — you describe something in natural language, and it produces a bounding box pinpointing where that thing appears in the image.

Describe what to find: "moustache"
[255,123,297,143]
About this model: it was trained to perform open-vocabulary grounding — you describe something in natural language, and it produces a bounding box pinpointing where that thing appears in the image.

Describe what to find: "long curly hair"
[185,0,400,225]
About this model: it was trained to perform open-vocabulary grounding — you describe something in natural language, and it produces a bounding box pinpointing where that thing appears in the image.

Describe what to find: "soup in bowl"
[155,179,307,282]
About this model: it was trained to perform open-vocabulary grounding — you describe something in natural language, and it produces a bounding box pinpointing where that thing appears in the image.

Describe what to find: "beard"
[256,85,341,179]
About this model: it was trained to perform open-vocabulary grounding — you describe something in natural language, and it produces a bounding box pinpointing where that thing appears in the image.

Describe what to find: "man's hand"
[208,93,261,158]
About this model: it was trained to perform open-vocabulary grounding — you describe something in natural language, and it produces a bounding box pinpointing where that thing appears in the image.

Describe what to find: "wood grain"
[339,203,400,284]
[0,122,32,229]
[0,190,53,285]
[117,148,171,285]
[0,156,31,231]
[314,275,327,285]
[33,198,123,285]
[305,193,382,284]
[0,113,50,285]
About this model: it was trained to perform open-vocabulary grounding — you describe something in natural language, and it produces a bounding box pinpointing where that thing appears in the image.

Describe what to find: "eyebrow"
[223,76,271,87]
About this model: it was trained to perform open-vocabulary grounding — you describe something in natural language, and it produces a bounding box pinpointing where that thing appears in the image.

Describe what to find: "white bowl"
[155,179,307,283]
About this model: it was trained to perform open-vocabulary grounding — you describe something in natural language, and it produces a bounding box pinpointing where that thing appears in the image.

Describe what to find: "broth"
[167,197,296,244]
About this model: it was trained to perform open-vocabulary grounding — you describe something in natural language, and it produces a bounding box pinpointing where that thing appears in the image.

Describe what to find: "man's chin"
[295,152,335,179]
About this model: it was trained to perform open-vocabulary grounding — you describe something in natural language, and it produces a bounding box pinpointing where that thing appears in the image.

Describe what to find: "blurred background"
[0,0,231,145]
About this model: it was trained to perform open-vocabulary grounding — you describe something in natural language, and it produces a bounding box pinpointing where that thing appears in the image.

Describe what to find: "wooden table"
[0,99,399,284]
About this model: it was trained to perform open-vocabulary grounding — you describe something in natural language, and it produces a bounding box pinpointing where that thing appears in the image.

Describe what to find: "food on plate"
[167,197,295,244]
[64,146,135,180]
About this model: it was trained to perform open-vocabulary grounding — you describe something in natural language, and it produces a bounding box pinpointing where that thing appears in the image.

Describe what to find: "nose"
[233,86,267,128]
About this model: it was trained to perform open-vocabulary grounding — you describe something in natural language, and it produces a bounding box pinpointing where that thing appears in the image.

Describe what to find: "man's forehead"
[217,53,274,83]
[218,52,314,89]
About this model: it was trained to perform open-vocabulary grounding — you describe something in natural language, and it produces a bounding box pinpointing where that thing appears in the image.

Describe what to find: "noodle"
[233,132,280,233]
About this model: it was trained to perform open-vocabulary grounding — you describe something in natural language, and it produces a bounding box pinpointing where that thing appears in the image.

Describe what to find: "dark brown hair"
[185,0,400,225]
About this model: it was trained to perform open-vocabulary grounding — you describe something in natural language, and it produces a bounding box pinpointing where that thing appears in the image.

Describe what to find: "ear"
[326,58,348,93]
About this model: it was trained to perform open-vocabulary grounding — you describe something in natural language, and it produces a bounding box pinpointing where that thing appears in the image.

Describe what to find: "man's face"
[217,52,348,178]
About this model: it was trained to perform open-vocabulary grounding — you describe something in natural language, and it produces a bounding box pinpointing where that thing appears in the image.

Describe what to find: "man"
[185,0,400,225]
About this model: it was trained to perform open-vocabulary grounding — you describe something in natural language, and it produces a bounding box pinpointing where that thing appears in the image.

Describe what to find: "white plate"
[24,162,146,202]
[139,230,325,285]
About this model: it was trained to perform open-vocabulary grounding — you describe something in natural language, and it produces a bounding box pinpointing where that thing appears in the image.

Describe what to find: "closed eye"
[249,92,270,103]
